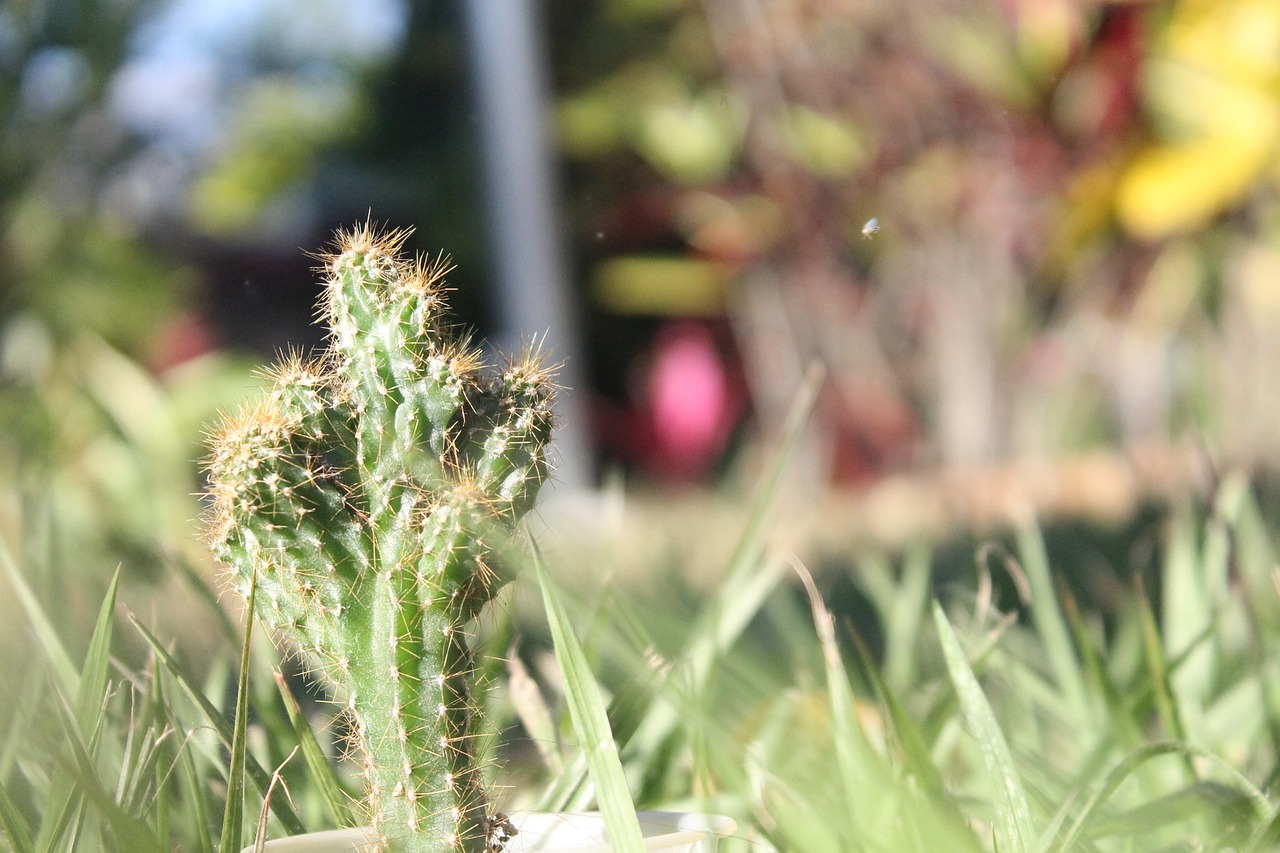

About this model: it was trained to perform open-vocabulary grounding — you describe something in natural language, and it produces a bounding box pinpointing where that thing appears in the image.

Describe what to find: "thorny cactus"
[204,223,556,852]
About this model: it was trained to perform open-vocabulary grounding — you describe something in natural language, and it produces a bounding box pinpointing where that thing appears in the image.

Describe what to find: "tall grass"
[2,365,1280,850]
[513,468,1280,851]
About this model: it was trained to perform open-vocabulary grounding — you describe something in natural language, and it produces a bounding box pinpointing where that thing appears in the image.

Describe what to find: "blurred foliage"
[187,74,367,235]
[0,1,201,699]
[10,0,1280,491]
[547,0,1280,484]
[0,0,187,357]
[0,0,407,622]
[0,318,258,661]
[3,0,1280,582]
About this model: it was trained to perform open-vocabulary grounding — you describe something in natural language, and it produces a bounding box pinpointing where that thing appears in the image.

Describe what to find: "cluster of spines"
[204,222,555,853]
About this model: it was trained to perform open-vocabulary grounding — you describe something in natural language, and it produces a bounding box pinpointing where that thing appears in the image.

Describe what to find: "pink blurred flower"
[645,321,739,479]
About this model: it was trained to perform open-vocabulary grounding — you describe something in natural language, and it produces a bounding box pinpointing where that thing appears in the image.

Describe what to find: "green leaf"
[173,717,216,853]
[629,365,823,760]
[675,362,824,694]
[1162,514,1215,723]
[534,550,645,853]
[1053,739,1189,848]
[720,363,823,604]
[143,665,174,845]
[848,625,945,796]
[22,568,121,853]
[1059,585,1142,746]
[1136,578,1191,753]
[884,543,932,692]
[933,601,1035,853]
[1247,806,1280,851]
[506,651,565,776]
[533,665,659,814]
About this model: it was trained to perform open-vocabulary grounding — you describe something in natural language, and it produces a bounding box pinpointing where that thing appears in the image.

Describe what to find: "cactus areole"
[204,224,556,852]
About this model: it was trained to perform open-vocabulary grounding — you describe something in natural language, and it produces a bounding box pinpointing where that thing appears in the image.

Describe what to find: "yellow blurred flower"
[1115,0,1280,238]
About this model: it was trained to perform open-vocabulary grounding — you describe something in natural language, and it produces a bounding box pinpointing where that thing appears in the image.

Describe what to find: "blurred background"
[7,2,1280,847]
[3,0,1280,650]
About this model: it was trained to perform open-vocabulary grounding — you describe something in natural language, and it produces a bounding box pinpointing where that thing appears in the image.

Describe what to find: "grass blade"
[219,576,257,853]
[534,550,645,853]
[26,568,121,853]
[49,693,166,853]
[174,725,216,853]
[1058,586,1143,747]
[1015,523,1088,727]
[1135,577,1191,758]
[883,543,932,692]
[1162,515,1214,724]
[682,365,823,692]
[1060,740,1270,851]
[534,666,659,814]
[627,366,822,763]
[142,665,174,845]
[1086,781,1255,841]
[0,537,77,697]
[272,671,353,827]
[792,556,875,842]
[75,567,120,736]
[0,779,35,853]
[721,363,824,592]
[933,601,1035,853]
[130,615,306,836]
[847,625,945,797]
[1247,807,1280,850]
[507,651,565,777]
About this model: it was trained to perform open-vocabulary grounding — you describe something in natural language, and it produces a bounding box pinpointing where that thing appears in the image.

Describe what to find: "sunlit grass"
[517,471,1280,851]
[2,365,1280,850]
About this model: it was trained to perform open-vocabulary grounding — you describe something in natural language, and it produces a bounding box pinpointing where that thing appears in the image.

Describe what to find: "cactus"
[203,223,555,852]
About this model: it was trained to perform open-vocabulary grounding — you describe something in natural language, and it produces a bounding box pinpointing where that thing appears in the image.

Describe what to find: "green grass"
[3,360,1280,851]
[504,467,1280,851]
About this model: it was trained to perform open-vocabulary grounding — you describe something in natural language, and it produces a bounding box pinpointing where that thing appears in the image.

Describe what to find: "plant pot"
[240,812,737,852]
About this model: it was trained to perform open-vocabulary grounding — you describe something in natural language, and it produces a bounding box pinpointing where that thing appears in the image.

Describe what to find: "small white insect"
[861,217,880,239]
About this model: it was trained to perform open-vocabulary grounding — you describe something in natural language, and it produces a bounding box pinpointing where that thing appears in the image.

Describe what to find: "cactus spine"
[204,223,555,852]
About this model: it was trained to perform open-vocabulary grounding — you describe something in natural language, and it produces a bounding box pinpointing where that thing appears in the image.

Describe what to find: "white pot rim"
[240,810,738,852]
[517,811,738,851]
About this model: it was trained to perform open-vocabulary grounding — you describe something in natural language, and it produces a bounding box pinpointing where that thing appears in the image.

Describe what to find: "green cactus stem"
[204,223,556,852]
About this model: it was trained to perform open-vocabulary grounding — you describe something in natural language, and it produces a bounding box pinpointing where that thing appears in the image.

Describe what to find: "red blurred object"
[149,310,218,373]
[595,320,746,483]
